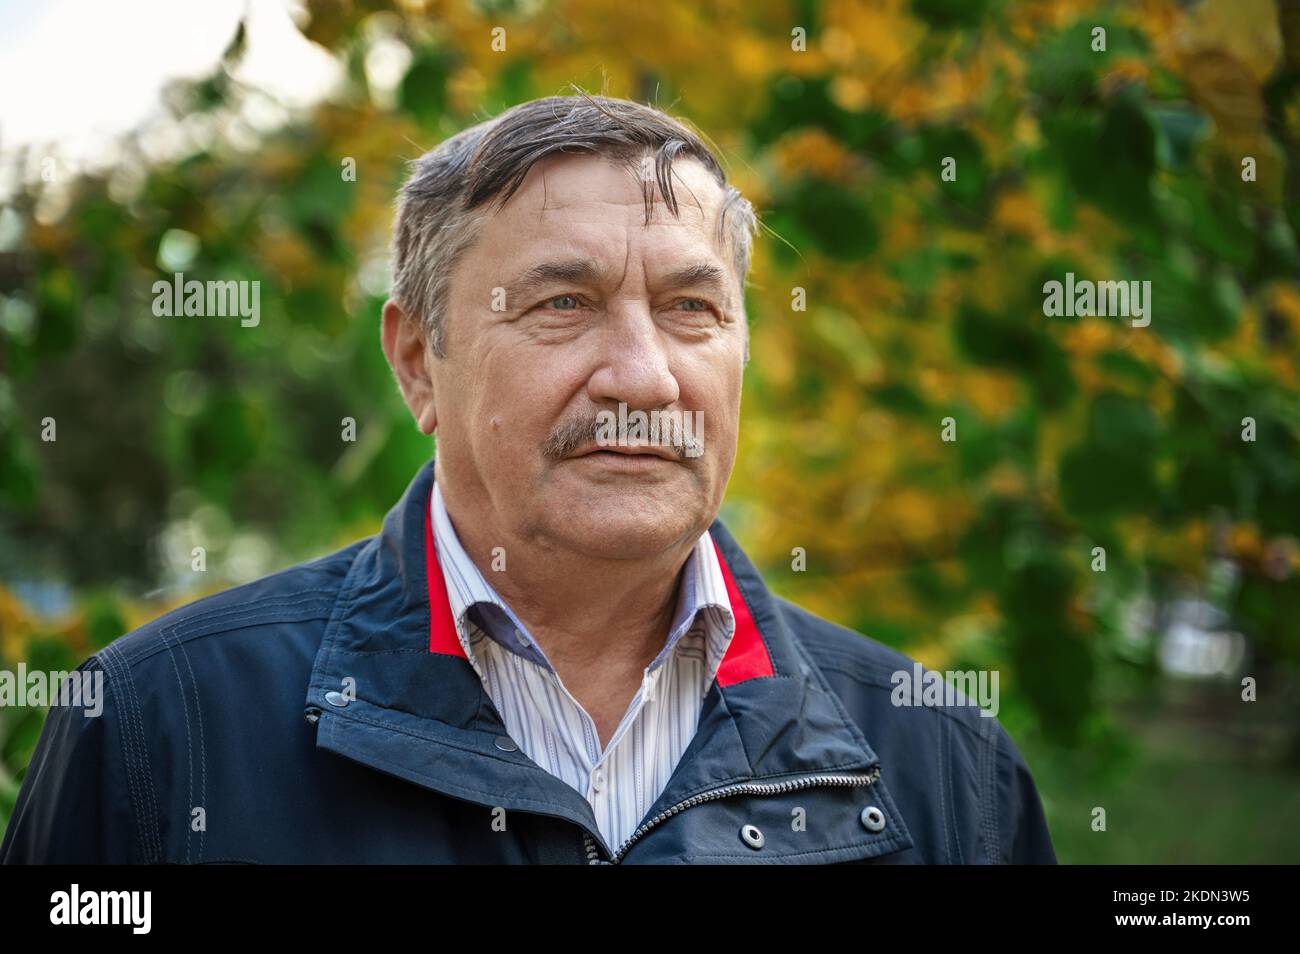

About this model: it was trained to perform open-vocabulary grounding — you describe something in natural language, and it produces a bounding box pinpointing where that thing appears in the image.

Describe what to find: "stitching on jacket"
[122,594,336,665]
[811,660,993,742]
[112,645,164,862]
[100,647,153,861]
[802,644,912,676]
[978,714,1000,864]
[122,646,165,862]
[134,592,337,646]
[988,722,1005,864]
[315,541,373,712]
[803,644,922,684]
[191,857,262,865]
[101,646,161,862]
[808,645,996,719]
[944,714,964,864]
[122,593,335,662]
[805,642,1001,723]
[96,649,147,861]
[169,627,208,863]
[158,628,195,864]
[682,833,913,864]
[937,712,951,863]
[975,712,990,862]
[119,647,166,863]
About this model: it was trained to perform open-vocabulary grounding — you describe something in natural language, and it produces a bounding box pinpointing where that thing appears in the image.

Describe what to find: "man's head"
[382,93,760,562]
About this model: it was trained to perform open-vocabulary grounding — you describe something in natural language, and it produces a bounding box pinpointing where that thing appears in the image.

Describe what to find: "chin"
[546,499,709,560]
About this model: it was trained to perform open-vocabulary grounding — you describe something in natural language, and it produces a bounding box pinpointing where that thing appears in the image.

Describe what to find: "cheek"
[674,385,738,476]
[683,352,743,420]
[472,345,582,444]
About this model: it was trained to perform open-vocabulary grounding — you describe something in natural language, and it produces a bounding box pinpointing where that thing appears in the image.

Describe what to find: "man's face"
[430,152,746,560]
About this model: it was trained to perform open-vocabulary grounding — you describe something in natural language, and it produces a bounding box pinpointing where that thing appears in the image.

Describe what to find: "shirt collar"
[429,478,735,685]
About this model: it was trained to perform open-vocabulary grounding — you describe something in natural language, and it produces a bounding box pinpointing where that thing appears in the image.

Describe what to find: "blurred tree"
[1,0,1298,850]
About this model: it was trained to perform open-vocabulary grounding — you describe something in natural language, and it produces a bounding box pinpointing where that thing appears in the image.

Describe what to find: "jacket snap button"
[325,691,348,707]
[860,806,886,833]
[740,824,765,849]
[494,736,519,752]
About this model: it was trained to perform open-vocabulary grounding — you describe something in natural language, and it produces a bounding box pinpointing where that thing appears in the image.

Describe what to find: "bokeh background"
[2,0,1298,862]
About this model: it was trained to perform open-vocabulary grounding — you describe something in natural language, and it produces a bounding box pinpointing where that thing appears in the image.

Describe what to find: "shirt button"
[514,628,530,648]
[591,768,606,793]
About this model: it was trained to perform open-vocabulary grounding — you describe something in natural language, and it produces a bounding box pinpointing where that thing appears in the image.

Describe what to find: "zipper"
[583,764,882,864]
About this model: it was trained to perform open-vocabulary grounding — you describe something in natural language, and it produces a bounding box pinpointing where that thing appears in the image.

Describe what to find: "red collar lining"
[424,504,774,685]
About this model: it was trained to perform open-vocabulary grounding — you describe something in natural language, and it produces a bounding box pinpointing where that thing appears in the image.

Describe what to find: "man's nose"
[586,300,680,410]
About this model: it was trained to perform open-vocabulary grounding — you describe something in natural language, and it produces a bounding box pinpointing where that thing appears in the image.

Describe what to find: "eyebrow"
[501,258,733,309]
[662,262,730,300]
[502,259,605,307]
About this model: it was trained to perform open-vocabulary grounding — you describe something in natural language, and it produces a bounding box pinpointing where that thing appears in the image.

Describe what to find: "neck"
[438,479,698,678]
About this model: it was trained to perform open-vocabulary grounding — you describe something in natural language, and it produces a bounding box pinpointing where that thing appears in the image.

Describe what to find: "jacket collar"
[306,459,913,859]
[428,476,735,681]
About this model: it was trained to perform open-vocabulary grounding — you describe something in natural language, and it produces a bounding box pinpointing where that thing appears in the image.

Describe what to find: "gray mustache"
[541,408,704,462]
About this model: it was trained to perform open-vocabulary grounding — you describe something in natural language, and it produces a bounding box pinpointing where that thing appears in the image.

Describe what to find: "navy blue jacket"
[2,460,1056,864]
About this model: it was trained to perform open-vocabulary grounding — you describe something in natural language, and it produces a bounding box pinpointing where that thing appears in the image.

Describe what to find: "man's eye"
[546,294,581,310]
[676,299,711,312]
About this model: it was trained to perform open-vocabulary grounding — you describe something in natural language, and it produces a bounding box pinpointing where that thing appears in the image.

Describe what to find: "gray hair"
[390,91,760,357]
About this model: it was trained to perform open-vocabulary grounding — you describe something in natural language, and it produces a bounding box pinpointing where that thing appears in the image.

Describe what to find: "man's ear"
[381,299,438,435]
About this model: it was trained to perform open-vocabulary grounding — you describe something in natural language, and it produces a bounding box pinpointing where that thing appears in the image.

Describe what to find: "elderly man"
[2,94,1055,865]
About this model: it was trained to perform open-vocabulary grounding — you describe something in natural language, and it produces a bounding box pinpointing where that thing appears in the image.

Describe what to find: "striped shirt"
[429,480,736,852]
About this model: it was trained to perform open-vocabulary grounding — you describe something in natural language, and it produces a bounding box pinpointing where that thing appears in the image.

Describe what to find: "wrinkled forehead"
[484,151,728,247]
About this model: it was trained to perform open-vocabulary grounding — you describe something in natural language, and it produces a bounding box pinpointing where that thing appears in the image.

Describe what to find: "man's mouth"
[567,445,679,466]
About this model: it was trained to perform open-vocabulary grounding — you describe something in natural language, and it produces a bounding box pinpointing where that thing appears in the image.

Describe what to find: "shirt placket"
[581,666,664,835]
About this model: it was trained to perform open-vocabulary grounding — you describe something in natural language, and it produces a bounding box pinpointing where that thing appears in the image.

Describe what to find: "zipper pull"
[304,706,322,725]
